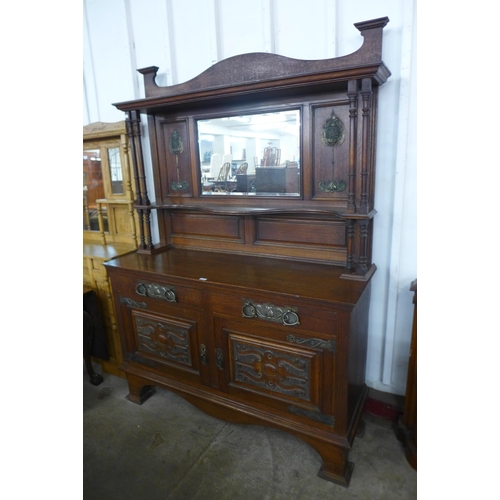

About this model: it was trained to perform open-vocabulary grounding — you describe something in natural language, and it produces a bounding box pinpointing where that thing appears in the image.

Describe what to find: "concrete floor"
[83,364,417,500]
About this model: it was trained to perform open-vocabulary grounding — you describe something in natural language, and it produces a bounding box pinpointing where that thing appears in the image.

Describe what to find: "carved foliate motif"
[233,341,310,400]
[135,316,191,366]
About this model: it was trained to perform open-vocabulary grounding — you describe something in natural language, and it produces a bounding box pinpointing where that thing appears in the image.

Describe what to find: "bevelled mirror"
[198,109,300,196]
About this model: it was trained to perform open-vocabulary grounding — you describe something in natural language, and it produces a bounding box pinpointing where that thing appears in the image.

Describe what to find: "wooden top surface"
[83,242,137,260]
[105,248,370,307]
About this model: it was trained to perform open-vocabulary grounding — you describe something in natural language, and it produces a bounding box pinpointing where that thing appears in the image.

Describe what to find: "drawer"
[210,291,338,336]
[112,274,204,311]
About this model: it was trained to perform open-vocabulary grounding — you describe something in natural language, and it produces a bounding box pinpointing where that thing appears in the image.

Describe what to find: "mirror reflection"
[108,147,124,194]
[83,149,108,232]
[198,110,300,196]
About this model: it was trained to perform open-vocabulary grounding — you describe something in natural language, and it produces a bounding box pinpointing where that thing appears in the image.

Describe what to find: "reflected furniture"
[235,162,248,175]
[213,162,233,192]
[263,146,281,166]
[254,165,298,193]
[83,121,139,377]
[105,17,391,486]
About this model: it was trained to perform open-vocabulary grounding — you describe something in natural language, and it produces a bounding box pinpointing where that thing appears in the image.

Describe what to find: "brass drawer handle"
[241,302,257,318]
[283,310,300,326]
[242,299,300,326]
[136,282,177,302]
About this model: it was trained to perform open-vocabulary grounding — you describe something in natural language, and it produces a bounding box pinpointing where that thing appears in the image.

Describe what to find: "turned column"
[347,79,358,214]
[359,78,372,214]
[126,110,154,251]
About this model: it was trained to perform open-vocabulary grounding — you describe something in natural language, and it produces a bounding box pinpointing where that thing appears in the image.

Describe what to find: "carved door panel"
[213,317,338,427]
[115,295,210,386]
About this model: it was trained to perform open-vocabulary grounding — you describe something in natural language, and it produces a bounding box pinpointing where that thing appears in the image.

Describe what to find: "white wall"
[83,0,417,395]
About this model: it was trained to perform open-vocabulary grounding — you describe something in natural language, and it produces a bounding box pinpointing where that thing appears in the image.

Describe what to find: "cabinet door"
[213,316,338,428]
[111,275,210,385]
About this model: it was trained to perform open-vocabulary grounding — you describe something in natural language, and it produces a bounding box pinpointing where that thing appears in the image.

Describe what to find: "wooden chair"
[214,162,233,192]
[235,162,248,175]
[217,162,232,181]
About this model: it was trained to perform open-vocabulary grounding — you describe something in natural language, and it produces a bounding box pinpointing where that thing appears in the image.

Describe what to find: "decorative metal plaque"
[288,405,335,426]
[135,282,176,302]
[233,341,310,401]
[319,111,347,192]
[168,130,189,191]
[286,335,336,353]
[134,316,191,366]
[242,299,300,326]
[318,179,347,193]
[169,130,184,156]
[120,296,147,309]
[170,180,189,191]
[321,113,345,148]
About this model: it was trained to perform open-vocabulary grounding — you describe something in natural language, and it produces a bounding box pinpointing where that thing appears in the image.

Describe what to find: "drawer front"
[210,291,338,336]
[214,317,337,426]
[111,274,204,312]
